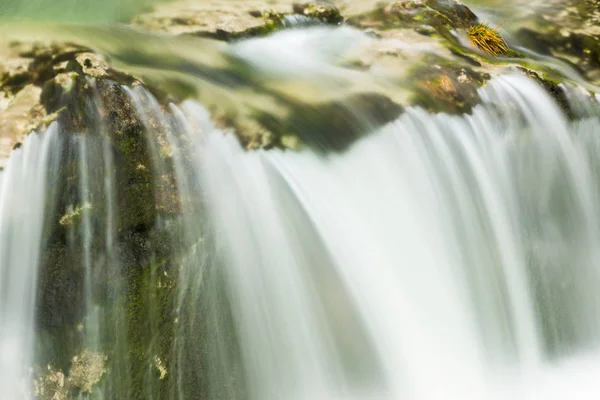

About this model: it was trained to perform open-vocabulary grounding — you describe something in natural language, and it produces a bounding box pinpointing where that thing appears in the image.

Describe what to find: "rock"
[69,350,108,394]
[0,41,184,400]
[293,3,344,24]
[0,42,124,168]
[131,0,293,37]
[153,356,168,380]
[32,349,108,399]
[256,92,404,151]
[410,57,491,114]
[33,366,69,400]
[516,67,573,118]
[75,53,110,78]
[346,0,478,39]
[423,0,477,29]
[133,1,343,40]
[507,0,600,85]
[0,84,45,168]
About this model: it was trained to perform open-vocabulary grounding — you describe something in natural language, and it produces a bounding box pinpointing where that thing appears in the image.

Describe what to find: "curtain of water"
[163,74,600,400]
[0,127,59,399]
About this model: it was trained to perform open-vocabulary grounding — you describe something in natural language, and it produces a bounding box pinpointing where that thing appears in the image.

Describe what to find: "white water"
[0,127,59,399]
[3,24,600,400]
[165,73,600,400]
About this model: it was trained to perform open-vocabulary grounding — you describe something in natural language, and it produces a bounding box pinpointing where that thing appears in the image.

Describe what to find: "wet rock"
[347,0,478,40]
[36,242,85,372]
[257,92,404,152]
[423,0,477,29]
[32,349,108,399]
[131,0,292,37]
[133,1,343,41]
[510,0,600,85]
[410,57,491,114]
[293,3,344,24]
[153,356,168,380]
[69,350,107,394]
[0,84,45,167]
[75,53,110,78]
[33,366,69,400]
[516,67,573,119]
[224,115,277,150]
[0,42,130,168]
[58,203,92,227]
[7,42,183,398]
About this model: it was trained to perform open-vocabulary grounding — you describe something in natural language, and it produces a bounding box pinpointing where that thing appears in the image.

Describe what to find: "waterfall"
[168,74,600,399]
[0,127,59,399]
[3,26,600,400]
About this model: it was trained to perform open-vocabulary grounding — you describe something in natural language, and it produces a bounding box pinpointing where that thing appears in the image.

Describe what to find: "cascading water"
[169,74,600,399]
[0,127,60,399]
[3,11,600,400]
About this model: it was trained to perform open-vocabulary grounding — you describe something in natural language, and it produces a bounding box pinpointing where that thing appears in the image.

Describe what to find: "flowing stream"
[2,4,600,399]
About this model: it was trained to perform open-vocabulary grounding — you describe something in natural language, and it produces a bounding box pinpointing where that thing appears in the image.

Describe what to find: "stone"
[69,350,108,393]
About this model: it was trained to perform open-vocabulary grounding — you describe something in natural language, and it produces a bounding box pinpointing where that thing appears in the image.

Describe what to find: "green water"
[0,0,166,23]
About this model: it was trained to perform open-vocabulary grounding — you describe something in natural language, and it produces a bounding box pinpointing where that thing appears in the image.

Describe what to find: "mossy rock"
[293,3,344,25]
[405,53,490,114]
[348,0,477,38]
[255,92,404,152]
[28,42,187,399]
[188,3,344,41]
[515,67,573,119]
[423,0,477,29]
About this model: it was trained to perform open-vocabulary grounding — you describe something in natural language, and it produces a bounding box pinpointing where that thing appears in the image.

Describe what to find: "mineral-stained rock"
[33,365,69,400]
[32,349,108,399]
[410,56,491,114]
[69,350,108,394]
